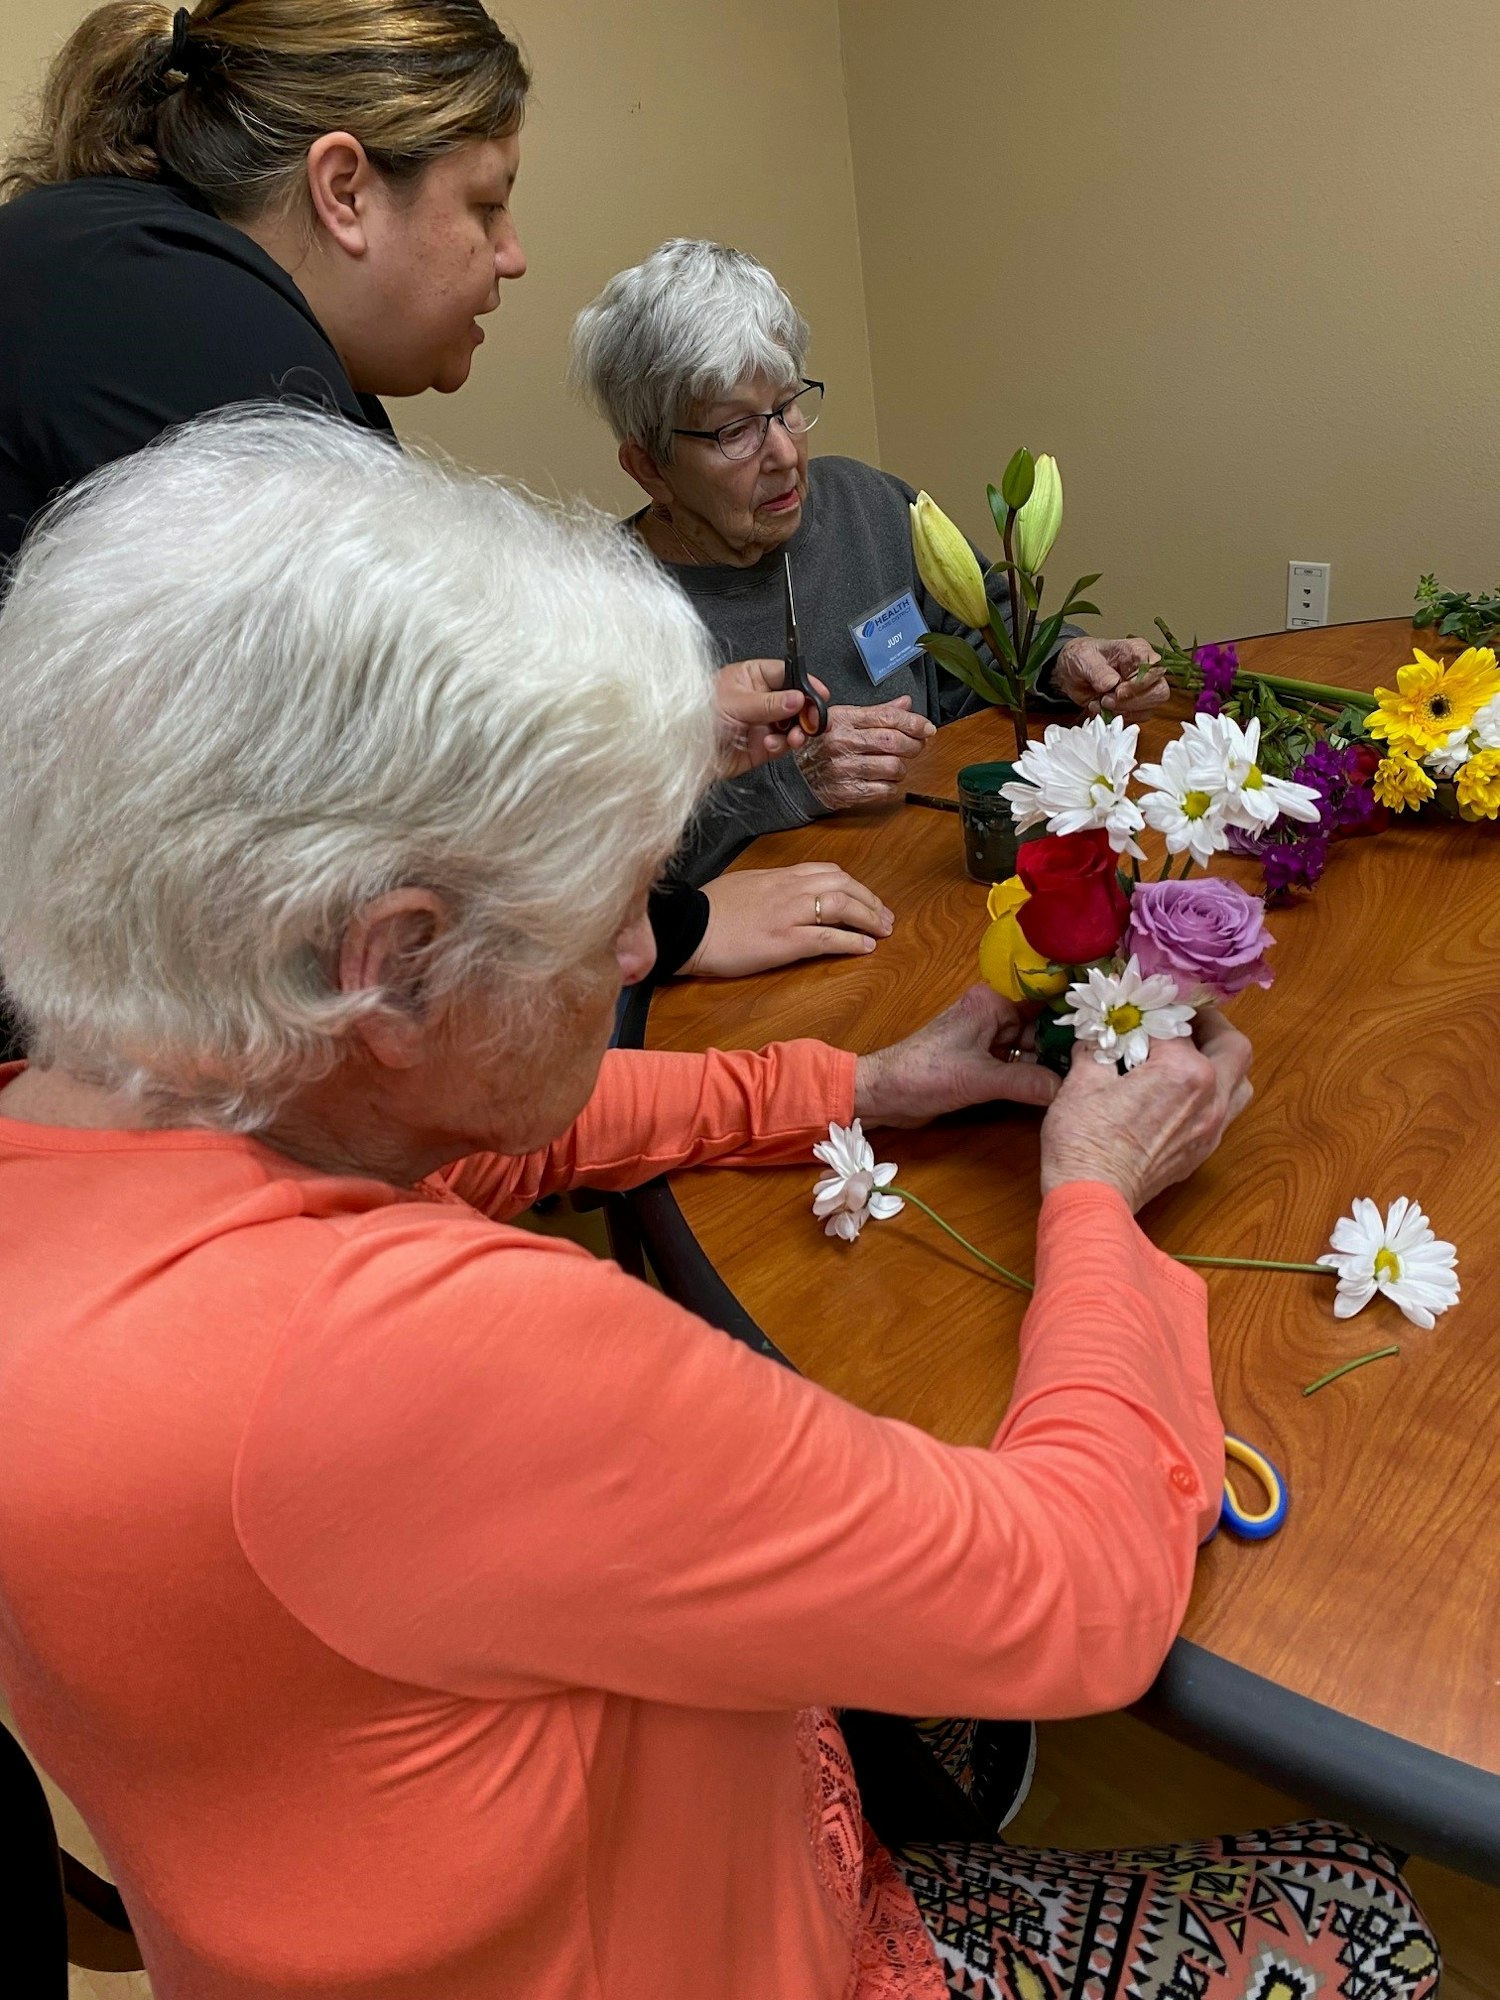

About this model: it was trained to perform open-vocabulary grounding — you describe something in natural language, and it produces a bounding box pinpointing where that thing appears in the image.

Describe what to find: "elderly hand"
[853,984,1059,1128]
[715,660,831,777]
[795,697,936,812]
[1051,637,1169,721]
[1040,1010,1253,1213]
[682,863,893,978]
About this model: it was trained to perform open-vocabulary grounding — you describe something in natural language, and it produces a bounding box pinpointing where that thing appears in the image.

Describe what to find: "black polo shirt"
[0,174,393,564]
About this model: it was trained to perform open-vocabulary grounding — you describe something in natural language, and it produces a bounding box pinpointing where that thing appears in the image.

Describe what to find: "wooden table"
[624,618,1500,1880]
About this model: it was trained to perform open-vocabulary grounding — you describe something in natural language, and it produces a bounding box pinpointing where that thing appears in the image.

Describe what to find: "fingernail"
[781,692,803,710]
[863,936,877,951]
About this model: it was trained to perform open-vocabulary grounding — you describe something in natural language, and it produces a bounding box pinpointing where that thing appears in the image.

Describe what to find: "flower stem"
[889,1186,1034,1294]
[1302,1345,1400,1397]
[1174,1255,1331,1275]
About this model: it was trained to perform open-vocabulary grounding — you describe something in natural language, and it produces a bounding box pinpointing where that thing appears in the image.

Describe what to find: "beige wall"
[840,0,1500,641]
[7,3,1496,638]
[0,0,880,511]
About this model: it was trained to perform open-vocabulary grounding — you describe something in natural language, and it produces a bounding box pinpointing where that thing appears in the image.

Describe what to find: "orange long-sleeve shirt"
[0,1043,1221,2000]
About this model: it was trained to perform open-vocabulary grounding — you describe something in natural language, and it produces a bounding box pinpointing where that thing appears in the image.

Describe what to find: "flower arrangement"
[970,711,1306,1068]
[908,450,1100,755]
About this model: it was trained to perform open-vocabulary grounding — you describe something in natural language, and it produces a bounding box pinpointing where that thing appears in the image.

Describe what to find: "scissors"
[1217,1434,1288,1542]
[782,551,828,737]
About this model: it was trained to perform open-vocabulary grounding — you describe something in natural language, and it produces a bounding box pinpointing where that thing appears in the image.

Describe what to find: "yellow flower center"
[1374,1246,1402,1283]
[1243,764,1264,790]
[1092,774,1115,795]
[1182,789,1213,820]
[1105,1002,1144,1035]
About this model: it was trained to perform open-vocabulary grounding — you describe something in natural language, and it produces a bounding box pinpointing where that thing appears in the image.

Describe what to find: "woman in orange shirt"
[0,411,1437,1999]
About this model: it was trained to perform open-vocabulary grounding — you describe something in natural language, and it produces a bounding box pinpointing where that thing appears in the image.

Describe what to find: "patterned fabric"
[913,1716,1035,1832]
[892,1820,1440,2000]
[801,1708,950,2000]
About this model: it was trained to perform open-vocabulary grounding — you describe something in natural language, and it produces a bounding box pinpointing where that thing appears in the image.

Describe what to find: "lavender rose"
[1124,878,1274,1002]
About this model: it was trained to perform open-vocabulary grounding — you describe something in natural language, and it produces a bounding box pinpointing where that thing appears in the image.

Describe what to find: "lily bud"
[1014,454,1063,574]
[910,491,990,632]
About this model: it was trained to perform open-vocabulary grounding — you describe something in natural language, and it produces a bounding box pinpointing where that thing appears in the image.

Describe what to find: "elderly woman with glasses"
[570,239,1170,896]
[0,409,1440,2000]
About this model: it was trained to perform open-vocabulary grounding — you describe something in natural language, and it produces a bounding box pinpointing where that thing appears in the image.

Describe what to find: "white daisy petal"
[1321,1196,1459,1325]
[867,1192,905,1221]
[811,1121,902,1242]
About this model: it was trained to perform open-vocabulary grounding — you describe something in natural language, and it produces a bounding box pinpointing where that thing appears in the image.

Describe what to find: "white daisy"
[1316,1196,1460,1329]
[1425,693,1500,778]
[1057,955,1196,1071]
[1174,712,1322,834]
[999,715,1146,858]
[1134,735,1232,866]
[812,1120,903,1241]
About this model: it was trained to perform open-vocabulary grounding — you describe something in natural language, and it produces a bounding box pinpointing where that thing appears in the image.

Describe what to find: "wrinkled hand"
[715,660,832,777]
[853,984,1060,1128]
[682,863,893,978]
[795,697,935,811]
[1052,637,1169,721]
[1040,1010,1253,1213]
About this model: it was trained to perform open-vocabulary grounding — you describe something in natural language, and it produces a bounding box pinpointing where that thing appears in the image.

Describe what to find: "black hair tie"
[166,7,194,76]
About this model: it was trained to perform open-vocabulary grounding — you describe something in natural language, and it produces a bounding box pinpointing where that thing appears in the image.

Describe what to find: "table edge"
[619,977,1500,1882]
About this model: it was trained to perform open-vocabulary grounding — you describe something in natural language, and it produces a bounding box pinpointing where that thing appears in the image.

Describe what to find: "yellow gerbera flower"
[1455,746,1500,820]
[1368,647,1500,754]
[1372,751,1436,812]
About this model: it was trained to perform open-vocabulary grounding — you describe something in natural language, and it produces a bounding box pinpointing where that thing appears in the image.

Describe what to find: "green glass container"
[957,760,1034,882]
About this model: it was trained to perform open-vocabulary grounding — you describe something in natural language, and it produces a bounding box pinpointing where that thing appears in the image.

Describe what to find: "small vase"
[958,760,1030,882]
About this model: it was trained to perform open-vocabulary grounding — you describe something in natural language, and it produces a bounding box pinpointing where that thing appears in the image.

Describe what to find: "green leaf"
[986,607,1019,671]
[917,632,1009,704]
[1063,599,1102,620]
[1027,611,1067,670]
[1000,448,1035,511]
[1018,570,1041,613]
[986,483,1010,542]
[1067,573,1103,596]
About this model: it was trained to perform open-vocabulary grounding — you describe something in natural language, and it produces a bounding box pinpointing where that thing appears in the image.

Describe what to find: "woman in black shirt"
[0,0,528,563]
[0,0,884,1048]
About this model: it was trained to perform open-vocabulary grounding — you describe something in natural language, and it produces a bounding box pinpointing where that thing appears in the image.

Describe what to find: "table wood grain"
[643,619,1500,1785]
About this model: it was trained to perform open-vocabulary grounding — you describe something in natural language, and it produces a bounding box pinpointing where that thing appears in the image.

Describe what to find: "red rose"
[1016,828,1131,964]
[1349,741,1382,783]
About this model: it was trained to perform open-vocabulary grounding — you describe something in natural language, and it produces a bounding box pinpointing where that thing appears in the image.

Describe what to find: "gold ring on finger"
[813,896,822,925]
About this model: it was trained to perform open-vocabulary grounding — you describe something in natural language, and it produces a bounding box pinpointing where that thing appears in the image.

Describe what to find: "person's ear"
[620,438,675,512]
[305,131,379,257]
[338,888,450,1069]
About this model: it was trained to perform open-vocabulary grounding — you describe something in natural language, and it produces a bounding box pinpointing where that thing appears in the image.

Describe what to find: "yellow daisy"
[1372,752,1436,813]
[1456,746,1500,820]
[1369,647,1500,754]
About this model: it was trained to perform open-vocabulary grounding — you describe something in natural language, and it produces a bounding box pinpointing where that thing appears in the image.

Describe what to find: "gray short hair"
[0,408,718,1129]
[569,239,811,462]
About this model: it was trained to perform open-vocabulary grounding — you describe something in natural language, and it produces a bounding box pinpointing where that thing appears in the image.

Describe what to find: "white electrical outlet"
[1287,561,1330,629]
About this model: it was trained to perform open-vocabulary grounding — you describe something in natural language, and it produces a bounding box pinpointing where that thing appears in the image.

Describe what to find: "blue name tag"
[849,590,927,685]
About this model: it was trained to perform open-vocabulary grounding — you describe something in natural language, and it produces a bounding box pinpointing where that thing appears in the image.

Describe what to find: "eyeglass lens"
[718,383,823,460]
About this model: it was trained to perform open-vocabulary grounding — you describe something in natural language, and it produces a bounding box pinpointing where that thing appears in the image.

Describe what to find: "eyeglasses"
[672,380,825,462]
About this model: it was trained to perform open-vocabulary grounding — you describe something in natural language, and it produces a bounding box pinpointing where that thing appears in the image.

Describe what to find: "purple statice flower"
[1194,642,1240,700]
[1288,740,1377,834]
[1194,689,1224,718]
[1260,835,1330,895]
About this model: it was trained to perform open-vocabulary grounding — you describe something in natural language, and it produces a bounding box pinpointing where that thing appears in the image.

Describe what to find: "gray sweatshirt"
[649,455,1069,884]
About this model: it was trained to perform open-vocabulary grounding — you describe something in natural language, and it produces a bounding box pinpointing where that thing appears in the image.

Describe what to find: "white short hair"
[569,239,811,461]
[0,408,719,1129]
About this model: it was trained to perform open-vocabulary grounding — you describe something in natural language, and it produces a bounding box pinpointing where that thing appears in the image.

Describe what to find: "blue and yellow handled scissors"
[1218,1434,1288,1541]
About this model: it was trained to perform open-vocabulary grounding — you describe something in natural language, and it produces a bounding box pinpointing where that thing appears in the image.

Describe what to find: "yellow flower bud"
[978,878,1069,1003]
[1014,454,1063,573]
[910,491,990,632]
